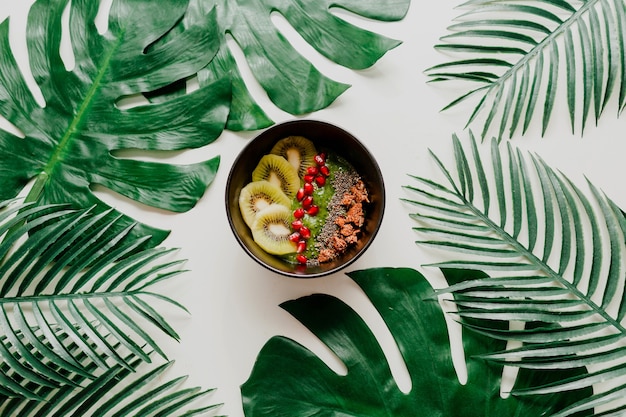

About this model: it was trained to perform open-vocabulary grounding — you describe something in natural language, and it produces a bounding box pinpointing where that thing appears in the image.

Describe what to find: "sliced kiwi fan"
[240,136,321,256]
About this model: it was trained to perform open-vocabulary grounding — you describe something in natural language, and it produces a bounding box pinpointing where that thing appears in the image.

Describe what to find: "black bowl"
[225,120,385,278]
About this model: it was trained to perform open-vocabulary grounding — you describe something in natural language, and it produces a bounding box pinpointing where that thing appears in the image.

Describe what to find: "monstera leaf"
[241,267,591,416]
[403,134,626,415]
[0,198,190,401]
[154,0,410,131]
[426,0,626,140]
[0,349,220,416]
[0,0,231,247]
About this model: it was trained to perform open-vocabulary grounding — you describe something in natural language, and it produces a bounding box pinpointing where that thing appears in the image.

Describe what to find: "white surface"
[1,1,626,416]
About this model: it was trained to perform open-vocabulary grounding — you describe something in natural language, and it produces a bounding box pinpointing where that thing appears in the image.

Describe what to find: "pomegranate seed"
[291,219,303,230]
[303,174,315,183]
[303,182,314,195]
[296,188,305,201]
[296,254,307,264]
[307,166,319,175]
[289,232,301,243]
[315,175,326,187]
[302,195,313,209]
[294,208,305,219]
[307,205,319,216]
[320,165,330,177]
[299,226,311,239]
[296,241,307,253]
[314,154,325,166]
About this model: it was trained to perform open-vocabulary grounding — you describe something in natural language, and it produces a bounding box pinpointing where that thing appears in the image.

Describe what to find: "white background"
[1,1,625,416]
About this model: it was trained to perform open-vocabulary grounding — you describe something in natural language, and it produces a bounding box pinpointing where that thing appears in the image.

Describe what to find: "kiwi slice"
[252,154,300,198]
[239,180,291,228]
[270,136,317,177]
[251,204,297,255]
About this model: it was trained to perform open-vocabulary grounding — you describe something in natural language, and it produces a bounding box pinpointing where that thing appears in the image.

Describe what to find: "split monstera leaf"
[0,0,409,246]
[149,0,410,130]
[241,268,592,416]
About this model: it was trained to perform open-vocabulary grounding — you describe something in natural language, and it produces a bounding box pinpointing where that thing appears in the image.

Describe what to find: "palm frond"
[426,0,626,140]
[0,346,220,417]
[0,199,187,398]
[403,133,626,415]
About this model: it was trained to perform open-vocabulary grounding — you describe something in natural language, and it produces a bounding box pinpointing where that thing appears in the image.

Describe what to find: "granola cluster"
[315,176,369,264]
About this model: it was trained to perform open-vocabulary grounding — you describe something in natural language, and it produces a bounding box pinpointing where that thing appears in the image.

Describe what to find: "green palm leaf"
[0,199,188,399]
[150,0,410,131]
[403,133,626,415]
[0,0,231,247]
[0,346,220,417]
[426,0,626,140]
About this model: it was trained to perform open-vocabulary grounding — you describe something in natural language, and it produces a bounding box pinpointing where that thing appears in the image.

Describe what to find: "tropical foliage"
[0,352,219,417]
[403,134,626,415]
[155,0,411,131]
[426,0,626,140]
[241,267,592,416]
[0,199,213,414]
[0,0,231,247]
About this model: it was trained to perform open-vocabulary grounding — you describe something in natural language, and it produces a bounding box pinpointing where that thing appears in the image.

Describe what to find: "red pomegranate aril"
[296,188,305,201]
[291,219,303,230]
[307,166,319,175]
[296,241,307,253]
[303,174,315,183]
[314,154,325,166]
[299,226,311,239]
[294,207,305,219]
[307,205,319,216]
[302,195,313,209]
[289,232,301,243]
[303,182,314,195]
[315,175,326,187]
[320,165,330,177]
[296,254,307,264]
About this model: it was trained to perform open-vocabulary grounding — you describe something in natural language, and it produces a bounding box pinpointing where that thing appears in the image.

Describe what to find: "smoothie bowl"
[226,120,385,278]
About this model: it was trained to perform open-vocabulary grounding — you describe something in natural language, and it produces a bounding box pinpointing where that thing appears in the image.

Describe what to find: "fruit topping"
[299,226,311,240]
[251,204,297,255]
[239,180,291,228]
[306,205,319,216]
[252,154,300,198]
[291,219,303,230]
[293,207,305,219]
[269,136,317,178]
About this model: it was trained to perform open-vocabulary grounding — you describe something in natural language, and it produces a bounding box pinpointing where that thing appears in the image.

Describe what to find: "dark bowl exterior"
[225,120,385,278]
